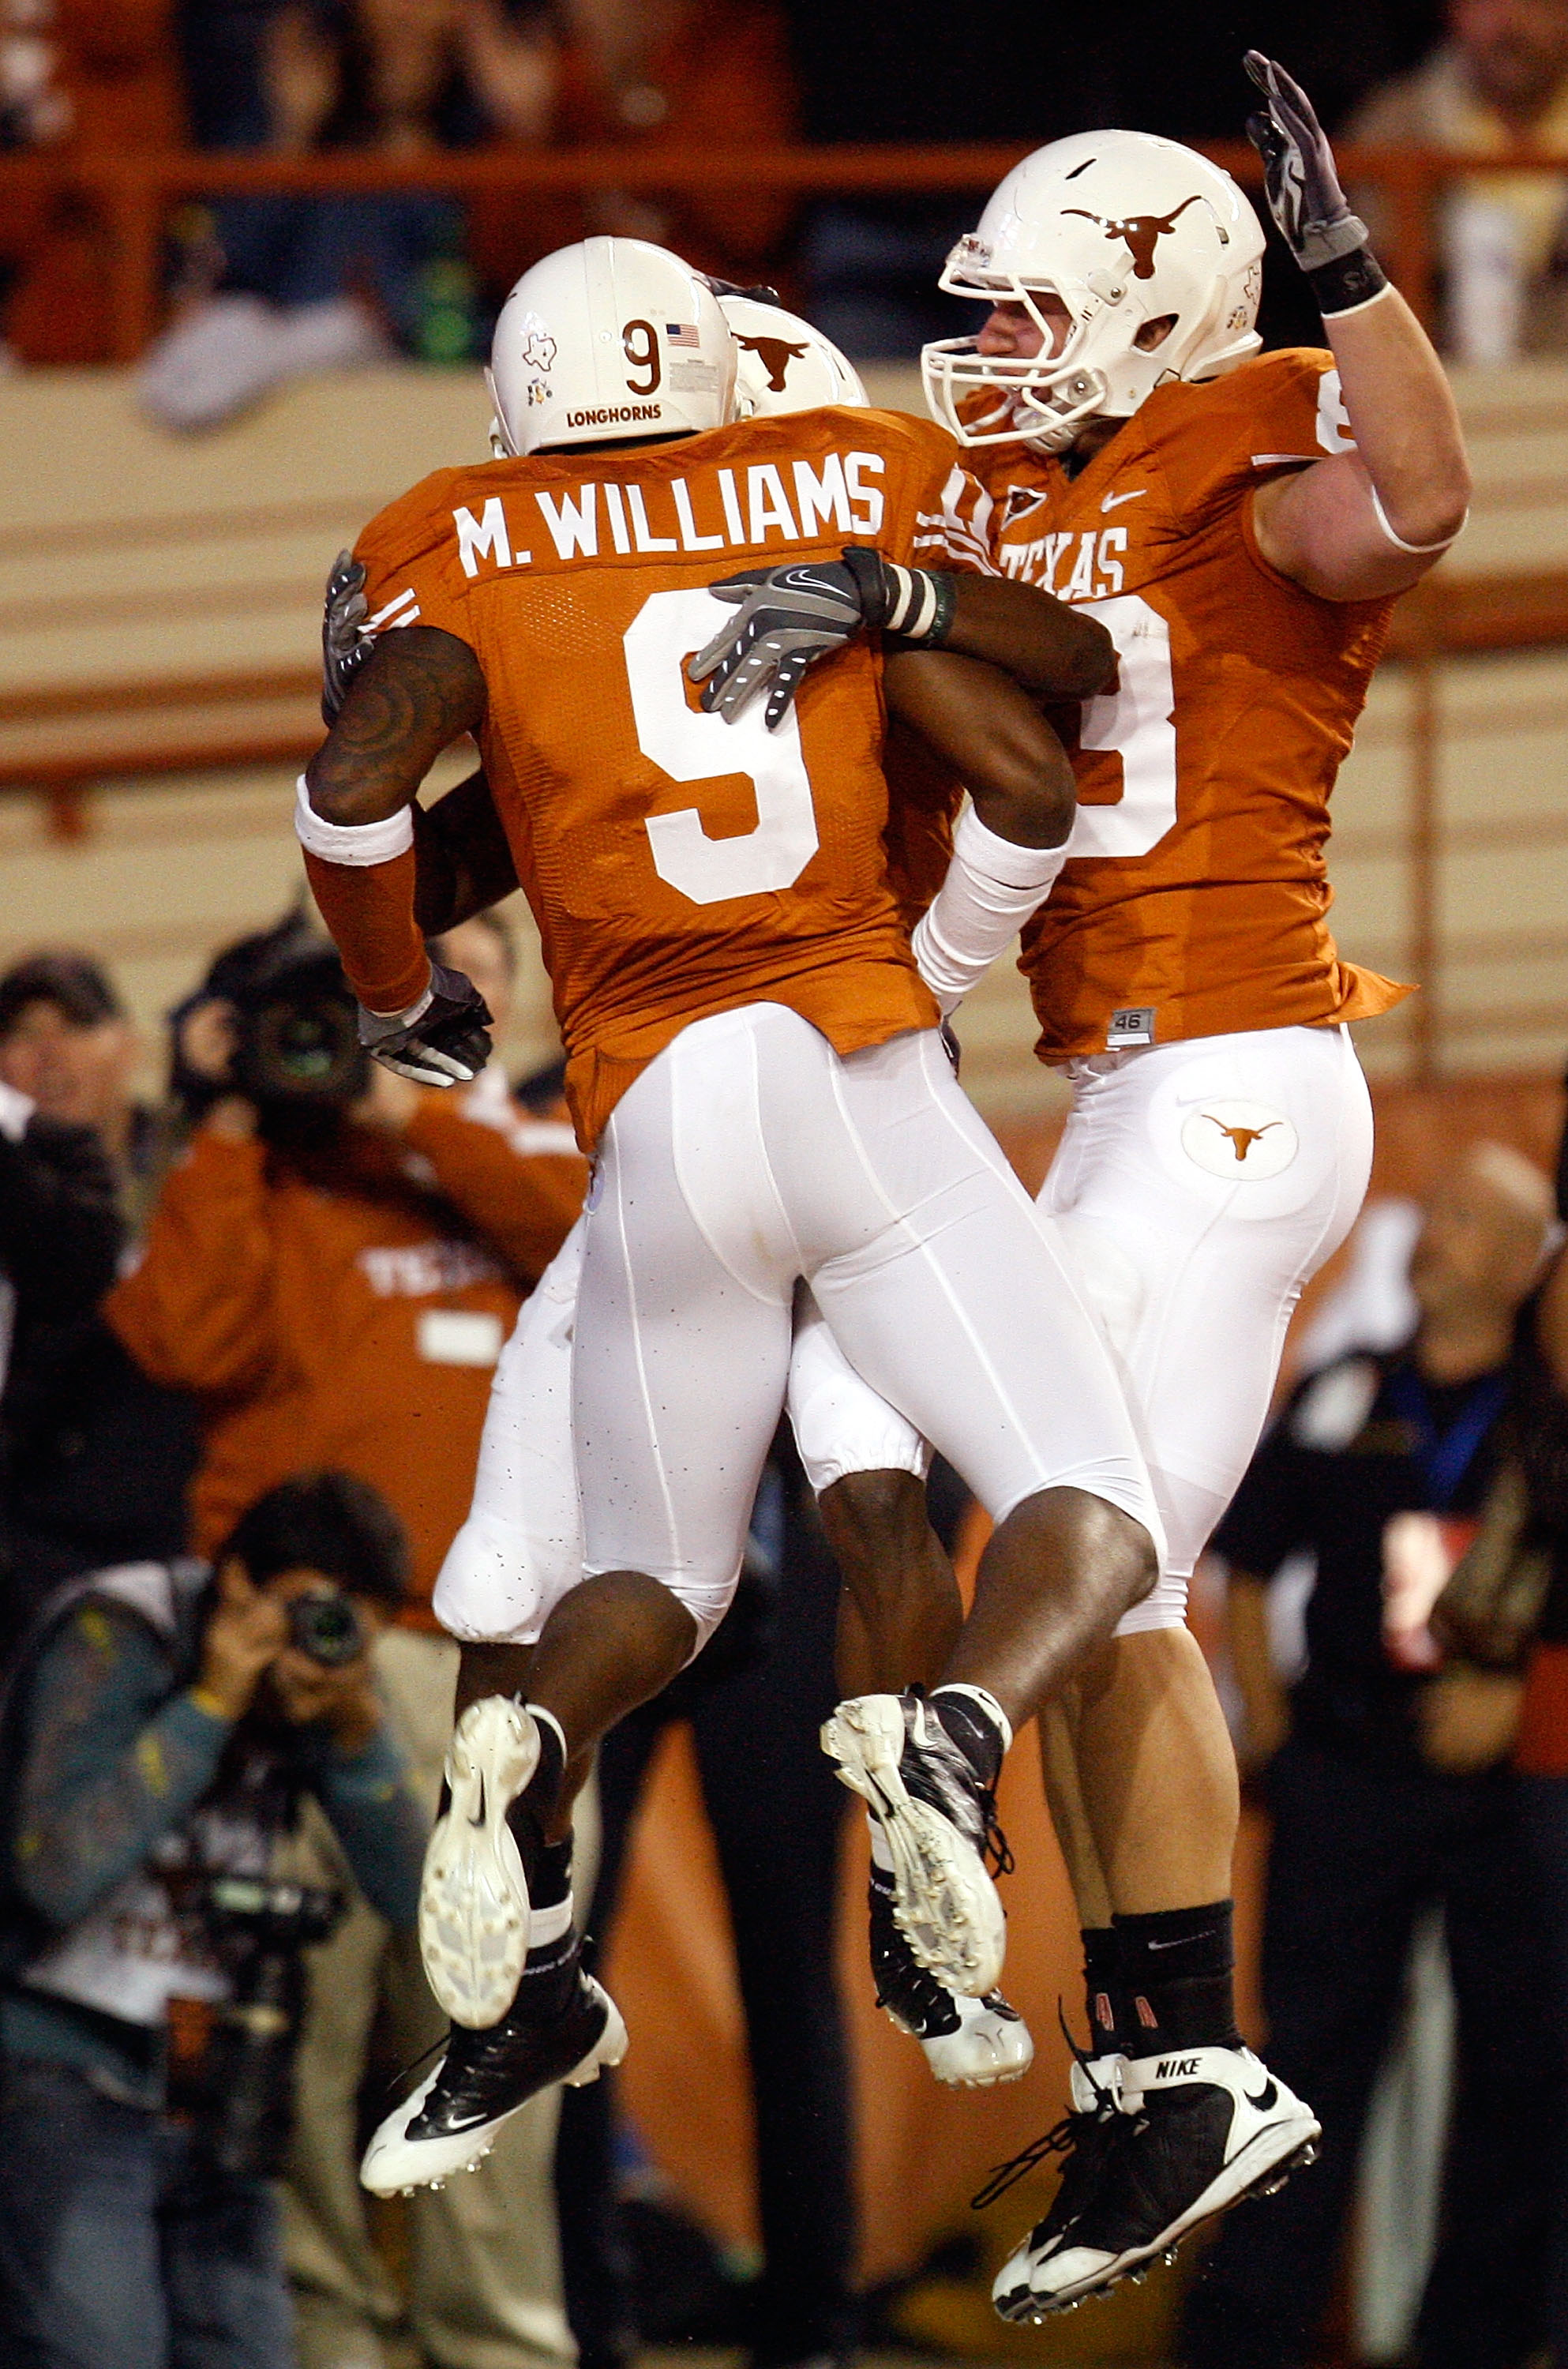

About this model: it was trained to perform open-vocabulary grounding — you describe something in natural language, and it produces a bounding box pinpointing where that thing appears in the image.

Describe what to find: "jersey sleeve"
[353,471,475,648]
[1155,347,1354,532]
[876,413,1000,577]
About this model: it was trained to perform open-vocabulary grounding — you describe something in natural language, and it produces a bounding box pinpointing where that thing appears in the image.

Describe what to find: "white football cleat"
[821,1691,1007,1996]
[361,1969,626,2198]
[420,1695,541,2028]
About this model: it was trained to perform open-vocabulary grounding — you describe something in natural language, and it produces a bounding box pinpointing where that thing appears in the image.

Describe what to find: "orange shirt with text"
[966,349,1410,1061]
[354,409,984,1147]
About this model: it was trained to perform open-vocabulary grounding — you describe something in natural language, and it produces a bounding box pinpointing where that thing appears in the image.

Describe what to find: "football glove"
[321,548,373,725]
[1244,51,1387,313]
[687,546,956,730]
[358,963,493,1087]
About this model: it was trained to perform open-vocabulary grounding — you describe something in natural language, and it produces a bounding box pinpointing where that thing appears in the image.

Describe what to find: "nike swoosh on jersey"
[1101,488,1150,512]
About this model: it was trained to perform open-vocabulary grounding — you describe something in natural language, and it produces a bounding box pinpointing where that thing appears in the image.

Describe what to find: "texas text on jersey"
[354,407,982,1147]
[959,347,1411,1060]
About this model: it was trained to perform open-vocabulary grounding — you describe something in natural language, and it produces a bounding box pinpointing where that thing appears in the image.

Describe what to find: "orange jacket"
[107,1096,585,1624]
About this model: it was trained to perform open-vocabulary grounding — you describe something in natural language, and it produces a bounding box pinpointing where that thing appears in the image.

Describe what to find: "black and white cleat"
[991,2044,1319,2323]
[822,1690,1009,1996]
[362,1967,626,2198]
[869,1864,1032,2087]
[419,1695,542,2028]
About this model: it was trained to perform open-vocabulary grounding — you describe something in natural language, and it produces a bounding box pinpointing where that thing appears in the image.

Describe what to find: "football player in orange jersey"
[295,235,1172,2196]
[835,51,1465,2325]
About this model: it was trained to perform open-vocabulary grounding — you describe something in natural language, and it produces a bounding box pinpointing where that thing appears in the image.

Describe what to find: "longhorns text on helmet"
[486,239,868,460]
[921,130,1266,453]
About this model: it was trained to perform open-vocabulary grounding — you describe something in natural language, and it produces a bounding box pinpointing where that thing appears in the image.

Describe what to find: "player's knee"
[1102,1500,1161,1616]
[1112,1567,1190,1635]
[819,1465,928,1580]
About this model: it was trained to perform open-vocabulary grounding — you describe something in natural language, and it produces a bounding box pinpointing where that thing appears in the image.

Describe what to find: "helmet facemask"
[921,133,1266,454]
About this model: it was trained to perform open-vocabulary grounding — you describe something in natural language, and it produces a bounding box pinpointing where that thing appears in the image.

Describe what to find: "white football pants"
[436,1001,1160,1649]
[780,1019,1373,1632]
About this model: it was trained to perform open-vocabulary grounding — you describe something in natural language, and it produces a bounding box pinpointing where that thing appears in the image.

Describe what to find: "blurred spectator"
[0,1469,426,2369]
[145,0,559,430]
[0,1073,122,1588]
[1510,1167,1568,2369]
[107,910,587,2369]
[0,952,199,1654]
[1348,0,1568,360]
[1180,1142,1561,2369]
[0,0,187,366]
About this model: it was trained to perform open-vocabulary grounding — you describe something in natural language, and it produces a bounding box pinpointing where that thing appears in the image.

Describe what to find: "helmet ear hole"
[1135,313,1179,353]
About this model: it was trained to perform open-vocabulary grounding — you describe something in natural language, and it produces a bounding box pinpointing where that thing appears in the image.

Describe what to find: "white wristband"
[1368,485,1466,557]
[911,804,1070,1017]
[294,775,415,866]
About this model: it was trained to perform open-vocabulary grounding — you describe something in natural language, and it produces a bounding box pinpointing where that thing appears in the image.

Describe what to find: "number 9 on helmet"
[487,236,739,459]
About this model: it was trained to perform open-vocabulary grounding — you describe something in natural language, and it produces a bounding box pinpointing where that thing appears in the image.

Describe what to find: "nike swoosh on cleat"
[1244,2078,1279,2111]
[1101,488,1149,512]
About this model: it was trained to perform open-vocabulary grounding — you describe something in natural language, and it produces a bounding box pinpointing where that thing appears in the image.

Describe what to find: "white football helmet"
[922,130,1266,453]
[488,236,737,457]
[719,293,868,415]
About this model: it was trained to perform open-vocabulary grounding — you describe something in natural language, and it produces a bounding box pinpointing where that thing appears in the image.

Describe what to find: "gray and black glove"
[1244,50,1388,316]
[686,546,956,729]
[321,549,373,725]
[358,961,493,1087]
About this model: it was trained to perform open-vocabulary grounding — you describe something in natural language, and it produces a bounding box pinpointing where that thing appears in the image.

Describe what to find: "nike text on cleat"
[869,1870,1032,2086]
[822,1690,1007,1996]
[990,2044,1320,2323]
[360,1970,626,2197]
[420,1696,541,2028]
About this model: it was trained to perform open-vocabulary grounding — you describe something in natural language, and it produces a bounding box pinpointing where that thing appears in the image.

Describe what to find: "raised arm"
[1244,51,1471,602]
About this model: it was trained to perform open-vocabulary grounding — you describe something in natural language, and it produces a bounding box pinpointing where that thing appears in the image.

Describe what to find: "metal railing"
[1,140,1564,359]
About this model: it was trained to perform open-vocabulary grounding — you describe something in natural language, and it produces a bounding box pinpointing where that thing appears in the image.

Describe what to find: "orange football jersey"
[962,348,1411,1061]
[354,408,985,1148]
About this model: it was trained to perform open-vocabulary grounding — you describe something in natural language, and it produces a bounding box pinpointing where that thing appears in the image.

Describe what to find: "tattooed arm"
[298,627,494,1079]
[413,768,520,934]
[305,626,488,826]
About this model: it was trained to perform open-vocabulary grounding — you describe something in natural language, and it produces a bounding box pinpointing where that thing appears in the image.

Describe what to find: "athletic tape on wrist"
[1306,244,1388,317]
[882,563,955,645]
[1369,482,1466,555]
[294,775,415,866]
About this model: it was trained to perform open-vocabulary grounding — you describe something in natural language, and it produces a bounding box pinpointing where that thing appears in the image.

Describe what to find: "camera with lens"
[231,937,369,1112]
[173,1875,346,2177]
[287,1586,366,1666]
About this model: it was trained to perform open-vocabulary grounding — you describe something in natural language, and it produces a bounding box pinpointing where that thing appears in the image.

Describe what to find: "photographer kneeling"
[0,1470,425,2369]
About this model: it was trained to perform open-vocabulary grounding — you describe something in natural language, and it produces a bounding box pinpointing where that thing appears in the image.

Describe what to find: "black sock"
[508,1920,581,2022]
[1113,1900,1241,2054]
[1081,1925,1123,2056]
[504,1703,567,1879]
[531,1834,572,1912]
[928,1686,1004,1790]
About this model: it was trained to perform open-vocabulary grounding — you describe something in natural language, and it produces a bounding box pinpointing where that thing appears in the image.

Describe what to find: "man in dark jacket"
[0,1470,426,2369]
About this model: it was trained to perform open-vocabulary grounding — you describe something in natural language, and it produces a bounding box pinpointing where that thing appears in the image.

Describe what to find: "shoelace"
[969,2011,1118,2211]
[908,1684,1015,1877]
